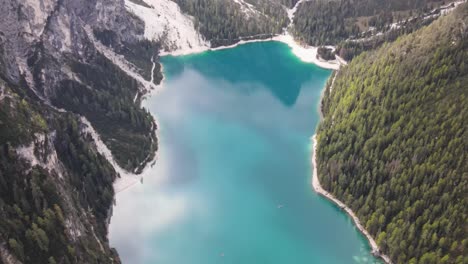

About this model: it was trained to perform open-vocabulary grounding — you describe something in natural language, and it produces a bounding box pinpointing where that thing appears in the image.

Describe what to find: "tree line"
[317,4,467,263]
[175,0,289,47]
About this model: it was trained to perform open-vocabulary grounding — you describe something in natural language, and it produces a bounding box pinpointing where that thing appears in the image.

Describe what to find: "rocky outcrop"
[0,0,162,263]
[0,0,150,94]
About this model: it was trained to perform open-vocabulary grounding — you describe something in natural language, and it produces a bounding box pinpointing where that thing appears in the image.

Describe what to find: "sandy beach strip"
[160,33,345,70]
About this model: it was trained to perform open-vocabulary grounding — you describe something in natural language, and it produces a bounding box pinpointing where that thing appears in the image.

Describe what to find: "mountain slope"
[293,0,461,45]
[317,4,467,263]
[0,0,163,262]
[124,0,210,53]
[172,0,289,47]
[125,0,292,53]
[0,79,119,263]
[293,0,463,60]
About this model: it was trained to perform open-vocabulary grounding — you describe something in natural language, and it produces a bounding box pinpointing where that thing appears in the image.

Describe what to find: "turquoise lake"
[109,41,381,264]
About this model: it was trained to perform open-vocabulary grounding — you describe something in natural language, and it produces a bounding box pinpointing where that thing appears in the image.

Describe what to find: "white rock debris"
[79,117,144,193]
[65,219,83,240]
[233,0,260,16]
[0,242,22,264]
[84,26,158,92]
[16,140,39,167]
[55,12,73,52]
[16,132,65,179]
[287,0,310,27]
[125,0,209,53]
[23,0,56,38]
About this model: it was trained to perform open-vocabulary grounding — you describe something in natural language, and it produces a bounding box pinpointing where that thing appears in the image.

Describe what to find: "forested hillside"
[293,0,461,59]
[0,79,118,263]
[175,0,289,46]
[0,0,162,262]
[317,4,467,263]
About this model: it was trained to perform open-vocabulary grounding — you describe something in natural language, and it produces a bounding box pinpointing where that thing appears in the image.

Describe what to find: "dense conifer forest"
[51,52,157,172]
[173,0,461,60]
[317,4,467,263]
[293,0,454,45]
[1,0,466,263]
[0,79,119,263]
[174,0,289,46]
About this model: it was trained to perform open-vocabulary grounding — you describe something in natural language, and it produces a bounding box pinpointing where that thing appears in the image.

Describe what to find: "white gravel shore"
[311,135,392,264]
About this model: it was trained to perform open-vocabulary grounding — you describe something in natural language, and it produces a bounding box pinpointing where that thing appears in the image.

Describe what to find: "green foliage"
[0,84,48,146]
[293,0,359,45]
[53,113,117,226]
[317,5,467,263]
[317,46,336,60]
[48,256,57,264]
[175,0,288,47]
[0,2,159,263]
[335,14,438,61]
[0,150,71,262]
[8,238,24,261]
[51,53,157,172]
[26,223,49,252]
[0,83,119,263]
[293,0,454,48]
[118,39,163,83]
[93,29,163,84]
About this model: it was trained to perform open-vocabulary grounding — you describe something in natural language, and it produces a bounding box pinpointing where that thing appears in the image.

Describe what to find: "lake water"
[109,41,381,264]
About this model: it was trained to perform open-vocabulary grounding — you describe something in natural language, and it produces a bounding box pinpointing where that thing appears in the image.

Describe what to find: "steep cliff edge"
[0,0,162,262]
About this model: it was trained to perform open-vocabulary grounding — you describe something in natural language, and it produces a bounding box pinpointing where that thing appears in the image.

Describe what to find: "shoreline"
[80,114,159,194]
[116,32,343,194]
[311,135,392,264]
[160,33,345,70]
[124,30,343,190]
[114,62,167,193]
[113,27,390,262]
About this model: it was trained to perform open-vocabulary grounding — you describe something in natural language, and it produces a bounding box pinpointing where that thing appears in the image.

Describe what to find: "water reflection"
[162,42,329,107]
[110,42,381,264]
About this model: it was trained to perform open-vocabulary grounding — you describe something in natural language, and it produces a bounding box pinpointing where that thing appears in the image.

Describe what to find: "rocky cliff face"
[0,0,161,263]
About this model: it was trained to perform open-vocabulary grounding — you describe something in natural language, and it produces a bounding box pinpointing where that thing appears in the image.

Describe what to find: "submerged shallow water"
[110,41,381,264]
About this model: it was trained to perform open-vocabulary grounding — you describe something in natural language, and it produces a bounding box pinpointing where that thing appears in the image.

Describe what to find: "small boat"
[277,204,284,209]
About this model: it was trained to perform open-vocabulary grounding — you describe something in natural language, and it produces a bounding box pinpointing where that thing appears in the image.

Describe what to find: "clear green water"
[110,41,381,264]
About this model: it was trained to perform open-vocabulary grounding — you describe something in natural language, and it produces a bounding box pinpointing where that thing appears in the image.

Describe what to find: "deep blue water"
[110,41,381,264]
